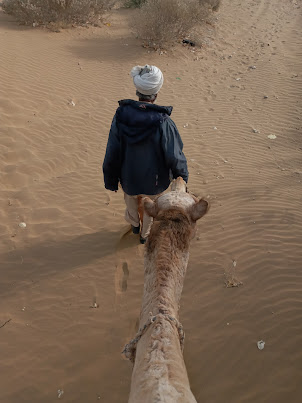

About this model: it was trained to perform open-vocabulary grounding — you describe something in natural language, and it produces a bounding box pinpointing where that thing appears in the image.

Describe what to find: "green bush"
[2,0,116,26]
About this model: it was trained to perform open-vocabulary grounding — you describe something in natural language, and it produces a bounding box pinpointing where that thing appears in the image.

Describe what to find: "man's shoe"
[140,236,147,245]
[132,224,140,235]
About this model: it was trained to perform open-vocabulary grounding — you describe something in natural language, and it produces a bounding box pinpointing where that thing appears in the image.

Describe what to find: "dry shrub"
[2,0,116,26]
[133,0,221,48]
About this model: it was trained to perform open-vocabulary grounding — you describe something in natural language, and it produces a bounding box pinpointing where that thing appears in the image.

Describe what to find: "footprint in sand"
[115,261,129,294]
[121,262,129,292]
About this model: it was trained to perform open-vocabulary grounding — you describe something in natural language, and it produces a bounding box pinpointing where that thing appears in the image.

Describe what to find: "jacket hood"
[116,99,173,144]
[118,99,173,115]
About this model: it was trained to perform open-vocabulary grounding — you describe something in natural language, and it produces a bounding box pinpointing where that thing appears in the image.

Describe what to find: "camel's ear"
[190,199,208,222]
[144,197,158,218]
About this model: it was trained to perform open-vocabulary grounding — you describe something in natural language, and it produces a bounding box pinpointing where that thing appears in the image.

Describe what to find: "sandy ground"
[0,1,302,402]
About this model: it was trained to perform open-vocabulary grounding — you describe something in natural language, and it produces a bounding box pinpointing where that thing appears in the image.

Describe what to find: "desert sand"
[0,0,301,402]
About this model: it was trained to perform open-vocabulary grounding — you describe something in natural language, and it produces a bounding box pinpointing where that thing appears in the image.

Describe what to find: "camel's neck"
[140,237,189,325]
[128,228,197,403]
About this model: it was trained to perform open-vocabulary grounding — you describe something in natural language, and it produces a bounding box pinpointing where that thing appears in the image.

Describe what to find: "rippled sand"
[0,1,301,402]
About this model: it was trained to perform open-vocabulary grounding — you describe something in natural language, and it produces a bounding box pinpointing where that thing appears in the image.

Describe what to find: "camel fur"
[125,178,208,403]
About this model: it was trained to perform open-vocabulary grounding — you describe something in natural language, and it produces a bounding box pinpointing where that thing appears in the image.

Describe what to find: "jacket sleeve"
[103,114,121,191]
[161,117,189,182]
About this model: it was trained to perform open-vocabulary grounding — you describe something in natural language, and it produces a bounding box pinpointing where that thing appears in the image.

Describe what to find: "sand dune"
[0,1,301,402]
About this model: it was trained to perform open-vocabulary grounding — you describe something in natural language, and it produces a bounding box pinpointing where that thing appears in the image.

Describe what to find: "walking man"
[103,65,188,243]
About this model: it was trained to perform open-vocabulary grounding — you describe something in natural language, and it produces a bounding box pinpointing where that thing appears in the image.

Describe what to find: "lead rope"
[122,312,185,363]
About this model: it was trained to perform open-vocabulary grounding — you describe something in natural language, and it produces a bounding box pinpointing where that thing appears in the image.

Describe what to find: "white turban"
[130,65,164,95]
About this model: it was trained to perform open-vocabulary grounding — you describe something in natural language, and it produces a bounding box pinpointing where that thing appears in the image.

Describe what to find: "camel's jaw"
[170,176,187,192]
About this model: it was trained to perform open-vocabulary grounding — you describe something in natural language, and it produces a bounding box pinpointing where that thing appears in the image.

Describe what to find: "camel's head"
[144,177,208,234]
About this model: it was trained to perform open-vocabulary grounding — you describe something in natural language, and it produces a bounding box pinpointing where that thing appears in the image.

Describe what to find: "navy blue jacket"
[103,99,188,196]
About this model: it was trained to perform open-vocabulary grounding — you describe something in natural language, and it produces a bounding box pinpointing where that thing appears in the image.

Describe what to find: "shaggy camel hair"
[124,178,208,403]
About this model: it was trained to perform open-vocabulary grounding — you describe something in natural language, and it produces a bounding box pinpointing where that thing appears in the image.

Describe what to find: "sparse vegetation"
[1,0,221,42]
[132,0,221,48]
[1,0,116,27]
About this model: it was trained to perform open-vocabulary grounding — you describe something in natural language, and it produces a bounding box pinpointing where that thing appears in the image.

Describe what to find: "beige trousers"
[124,193,158,239]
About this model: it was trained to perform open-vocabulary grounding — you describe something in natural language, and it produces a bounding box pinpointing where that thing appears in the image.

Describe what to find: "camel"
[123,177,209,403]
